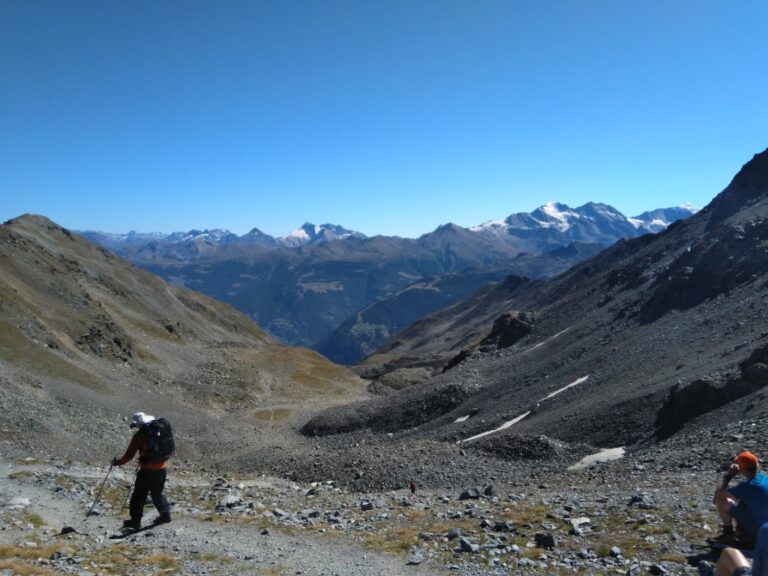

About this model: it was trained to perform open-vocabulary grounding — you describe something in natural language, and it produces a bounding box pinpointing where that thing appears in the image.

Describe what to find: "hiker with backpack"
[112,411,174,531]
[713,451,768,547]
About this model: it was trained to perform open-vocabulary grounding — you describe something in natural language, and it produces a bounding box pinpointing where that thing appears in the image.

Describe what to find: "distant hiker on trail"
[112,412,174,531]
[713,451,768,546]
[409,480,417,495]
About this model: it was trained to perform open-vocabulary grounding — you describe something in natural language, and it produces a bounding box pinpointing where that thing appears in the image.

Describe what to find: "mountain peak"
[629,205,698,233]
[277,223,366,247]
[704,147,768,227]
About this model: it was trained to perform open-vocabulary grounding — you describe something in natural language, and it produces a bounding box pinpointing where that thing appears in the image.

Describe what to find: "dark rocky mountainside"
[0,215,365,462]
[304,149,768,452]
[81,205,693,362]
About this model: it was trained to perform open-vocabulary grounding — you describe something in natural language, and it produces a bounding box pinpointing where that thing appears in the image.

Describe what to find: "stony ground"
[4,414,765,576]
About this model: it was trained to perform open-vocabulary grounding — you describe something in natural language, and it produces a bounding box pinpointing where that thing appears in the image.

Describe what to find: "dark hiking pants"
[130,468,170,522]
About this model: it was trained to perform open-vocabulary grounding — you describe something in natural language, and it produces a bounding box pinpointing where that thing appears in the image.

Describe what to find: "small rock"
[406,550,424,565]
[628,493,655,509]
[459,537,480,553]
[217,494,242,508]
[459,488,481,501]
[534,533,556,549]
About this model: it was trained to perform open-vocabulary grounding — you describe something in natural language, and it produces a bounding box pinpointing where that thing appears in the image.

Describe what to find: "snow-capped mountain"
[470,202,698,251]
[628,204,700,234]
[276,223,367,247]
[80,202,696,257]
[166,229,240,244]
[80,223,366,252]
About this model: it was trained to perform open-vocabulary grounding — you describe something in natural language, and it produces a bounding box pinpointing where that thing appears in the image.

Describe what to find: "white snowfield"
[540,375,590,402]
[459,411,533,443]
[458,374,590,443]
[469,220,507,234]
[536,202,581,231]
[524,327,571,354]
[568,447,626,470]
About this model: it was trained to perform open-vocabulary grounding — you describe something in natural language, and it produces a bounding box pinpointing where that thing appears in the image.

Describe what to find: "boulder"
[8,496,31,508]
[406,550,424,565]
[480,311,534,349]
[459,537,479,553]
[217,493,242,508]
[534,533,556,549]
[459,488,481,500]
[447,528,462,540]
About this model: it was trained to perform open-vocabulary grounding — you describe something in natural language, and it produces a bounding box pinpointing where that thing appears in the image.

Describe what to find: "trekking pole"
[86,464,113,518]
[120,465,139,516]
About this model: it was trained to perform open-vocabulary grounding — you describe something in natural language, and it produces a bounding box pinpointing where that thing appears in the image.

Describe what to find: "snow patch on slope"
[459,374,590,443]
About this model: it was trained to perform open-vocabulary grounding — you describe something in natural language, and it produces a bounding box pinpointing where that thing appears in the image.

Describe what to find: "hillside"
[303,148,768,453]
[0,215,366,463]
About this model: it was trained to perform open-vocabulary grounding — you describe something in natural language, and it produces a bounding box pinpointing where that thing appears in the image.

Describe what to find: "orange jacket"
[116,430,168,470]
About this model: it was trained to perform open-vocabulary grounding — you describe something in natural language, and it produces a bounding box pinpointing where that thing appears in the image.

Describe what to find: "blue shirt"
[731,472,768,527]
[753,523,768,576]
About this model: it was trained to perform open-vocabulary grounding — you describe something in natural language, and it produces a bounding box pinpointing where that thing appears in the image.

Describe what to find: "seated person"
[714,452,768,545]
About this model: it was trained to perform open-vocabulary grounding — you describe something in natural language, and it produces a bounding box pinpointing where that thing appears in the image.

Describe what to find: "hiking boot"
[155,513,171,524]
[710,531,738,547]
[122,519,140,531]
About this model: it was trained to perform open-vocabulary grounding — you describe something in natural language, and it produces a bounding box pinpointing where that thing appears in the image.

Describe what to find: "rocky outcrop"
[655,344,768,439]
[479,311,534,349]
[442,311,534,373]
[743,343,768,386]
[640,219,768,322]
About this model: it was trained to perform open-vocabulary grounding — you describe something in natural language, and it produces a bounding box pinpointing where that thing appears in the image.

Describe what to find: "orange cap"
[734,451,759,473]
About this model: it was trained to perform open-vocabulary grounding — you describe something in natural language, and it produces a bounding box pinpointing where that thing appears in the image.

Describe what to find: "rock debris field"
[3,416,767,576]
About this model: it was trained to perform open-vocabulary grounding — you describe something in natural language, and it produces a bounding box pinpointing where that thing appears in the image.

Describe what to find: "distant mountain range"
[80,203,696,258]
[78,202,697,363]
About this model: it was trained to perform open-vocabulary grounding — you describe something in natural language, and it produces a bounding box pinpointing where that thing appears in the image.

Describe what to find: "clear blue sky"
[1,1,766,238]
